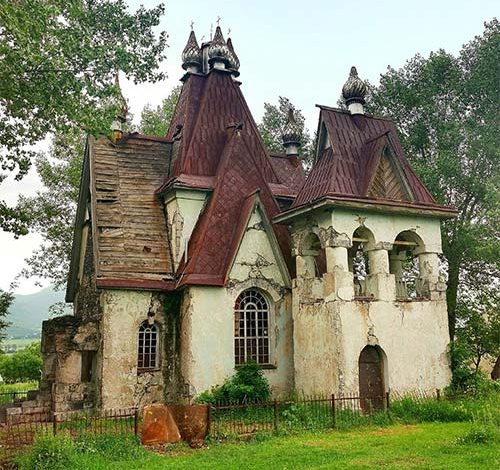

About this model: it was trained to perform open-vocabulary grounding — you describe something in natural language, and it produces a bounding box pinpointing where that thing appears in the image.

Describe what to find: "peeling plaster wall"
[305,208,443,254]
[100,290,169,409]
[180,208,294,397]
[293,294,450,394]
[291,207,450,395]
[164,189,208,269]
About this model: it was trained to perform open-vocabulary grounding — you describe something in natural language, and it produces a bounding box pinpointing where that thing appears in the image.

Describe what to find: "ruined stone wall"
[74,227,101,321]
[40,316,99,411]
[180,207,294,397]
[99,290,183,409]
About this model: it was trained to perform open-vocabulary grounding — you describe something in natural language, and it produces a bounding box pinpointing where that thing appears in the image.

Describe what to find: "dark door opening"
[358,345,385,412]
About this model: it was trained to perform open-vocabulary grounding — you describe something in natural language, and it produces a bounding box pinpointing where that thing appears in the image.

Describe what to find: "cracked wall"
[179,207,294,397]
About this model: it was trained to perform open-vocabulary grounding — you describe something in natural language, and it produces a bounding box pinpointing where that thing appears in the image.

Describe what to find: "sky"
[0,0,497,295]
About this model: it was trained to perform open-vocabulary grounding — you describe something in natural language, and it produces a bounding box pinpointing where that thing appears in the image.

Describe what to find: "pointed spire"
[226,37,240,77]
[282,108,301,156]
[342,66,367,114]
[208,26,231,70]
[182,30,202,73]
[110,71,128,142]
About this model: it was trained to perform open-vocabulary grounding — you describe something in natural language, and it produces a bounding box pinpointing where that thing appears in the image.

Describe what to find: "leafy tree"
[18,130,85,288]
[0,290,13,351]
[0,342,42,383]
[367,19,500,339]
[258,96,313,166]
[139,85,182,136]
[0,0,167,235]
[456,292,500,373]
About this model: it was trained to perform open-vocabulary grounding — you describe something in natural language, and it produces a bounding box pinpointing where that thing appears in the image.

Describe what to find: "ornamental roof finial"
[208,25,231,70]
[226,36,240,77]
[182,29,202,73]
[342,66,367,114]
[282,108,301,156]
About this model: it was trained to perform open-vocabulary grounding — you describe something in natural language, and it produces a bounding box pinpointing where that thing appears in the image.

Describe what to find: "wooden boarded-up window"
[138,322,159,371]
[234,290,270,366]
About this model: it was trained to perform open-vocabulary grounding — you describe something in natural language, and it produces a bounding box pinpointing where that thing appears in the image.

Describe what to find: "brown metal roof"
[292,106,439,210]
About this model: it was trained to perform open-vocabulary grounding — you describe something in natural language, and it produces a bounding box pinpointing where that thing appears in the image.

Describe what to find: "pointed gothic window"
[234,290,270,365]
[138,322,159,371]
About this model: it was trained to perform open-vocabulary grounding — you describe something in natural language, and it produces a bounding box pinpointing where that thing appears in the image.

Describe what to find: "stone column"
[389,252,406,299]
[319,228,353,301]
[365,244,395,301]
[325,246,349,272]
[296,252,316,279]
[417,252,445,299]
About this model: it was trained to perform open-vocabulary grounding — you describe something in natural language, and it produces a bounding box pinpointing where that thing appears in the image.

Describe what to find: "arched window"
[138,322,159,371]
[348,227,374,298]
[390,231,424,299]
[234,290,270,366]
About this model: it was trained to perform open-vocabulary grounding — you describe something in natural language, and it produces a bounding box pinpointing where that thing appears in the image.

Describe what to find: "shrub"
[196,362,270,404]
[0,342,42,383]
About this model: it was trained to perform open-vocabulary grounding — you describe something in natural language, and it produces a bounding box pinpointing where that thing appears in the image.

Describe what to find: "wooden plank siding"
[90,137,175,283]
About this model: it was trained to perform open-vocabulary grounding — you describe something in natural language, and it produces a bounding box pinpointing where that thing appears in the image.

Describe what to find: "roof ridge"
[316,104,395,122]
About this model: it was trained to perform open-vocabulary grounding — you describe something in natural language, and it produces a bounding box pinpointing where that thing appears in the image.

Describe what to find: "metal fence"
[0,390,32,406]
[0,407,138,462]
[208,392,395,438]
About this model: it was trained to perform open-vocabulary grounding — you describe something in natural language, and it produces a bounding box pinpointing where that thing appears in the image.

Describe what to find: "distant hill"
[5,286,68,338]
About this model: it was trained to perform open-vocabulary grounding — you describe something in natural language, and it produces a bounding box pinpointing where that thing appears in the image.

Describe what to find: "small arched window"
[234,290,270,366]
[138,322,159,371]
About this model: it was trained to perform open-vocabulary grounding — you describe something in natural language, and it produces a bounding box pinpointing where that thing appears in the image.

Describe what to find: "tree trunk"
[446,257,461,341]
[492,356,500,381]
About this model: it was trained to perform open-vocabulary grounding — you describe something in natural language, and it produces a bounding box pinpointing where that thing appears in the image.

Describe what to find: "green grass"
[0,381,37,393]
[16,422,499,470]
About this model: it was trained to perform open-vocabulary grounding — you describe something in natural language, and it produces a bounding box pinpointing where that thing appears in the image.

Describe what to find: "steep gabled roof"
[66,135,176,301]
[176,129,292,287]
[165,71,281,184]
[291,106,440,211]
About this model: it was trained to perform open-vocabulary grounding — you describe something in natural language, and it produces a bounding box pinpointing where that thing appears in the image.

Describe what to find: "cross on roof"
[190,20,194,30]
[216,16,221,26]
[227,28,231,36]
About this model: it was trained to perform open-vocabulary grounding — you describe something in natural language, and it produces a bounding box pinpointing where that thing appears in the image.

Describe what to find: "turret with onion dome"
[182,30,202,73]
[208,26,231,70]
[226,37,240,77]
[342,66,367,115]
[282,108,302,156]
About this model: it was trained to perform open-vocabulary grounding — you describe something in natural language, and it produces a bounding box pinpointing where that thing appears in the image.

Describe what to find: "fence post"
[133,409,138,436]
[273,400,278,432]
[385,391,390,411]
[52,412,57,436]
[436,389,441,401]
[207,405,212,437]
[331,394,336,429]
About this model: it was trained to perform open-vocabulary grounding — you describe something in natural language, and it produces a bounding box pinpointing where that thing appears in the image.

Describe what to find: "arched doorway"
[358,346,385,412]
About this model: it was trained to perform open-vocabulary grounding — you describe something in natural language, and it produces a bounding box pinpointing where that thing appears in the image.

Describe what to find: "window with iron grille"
[234,290,270,365]
[138,322,159,371]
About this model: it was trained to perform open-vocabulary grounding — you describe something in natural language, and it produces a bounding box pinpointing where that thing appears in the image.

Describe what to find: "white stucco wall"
[293,295,450,395]
[291,205,451,396]
[100,290,165,409]
[181,206,294,397]
[164,188,207,268]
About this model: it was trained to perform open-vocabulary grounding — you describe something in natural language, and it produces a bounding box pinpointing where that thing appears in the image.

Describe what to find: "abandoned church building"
[39,27,457,412]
